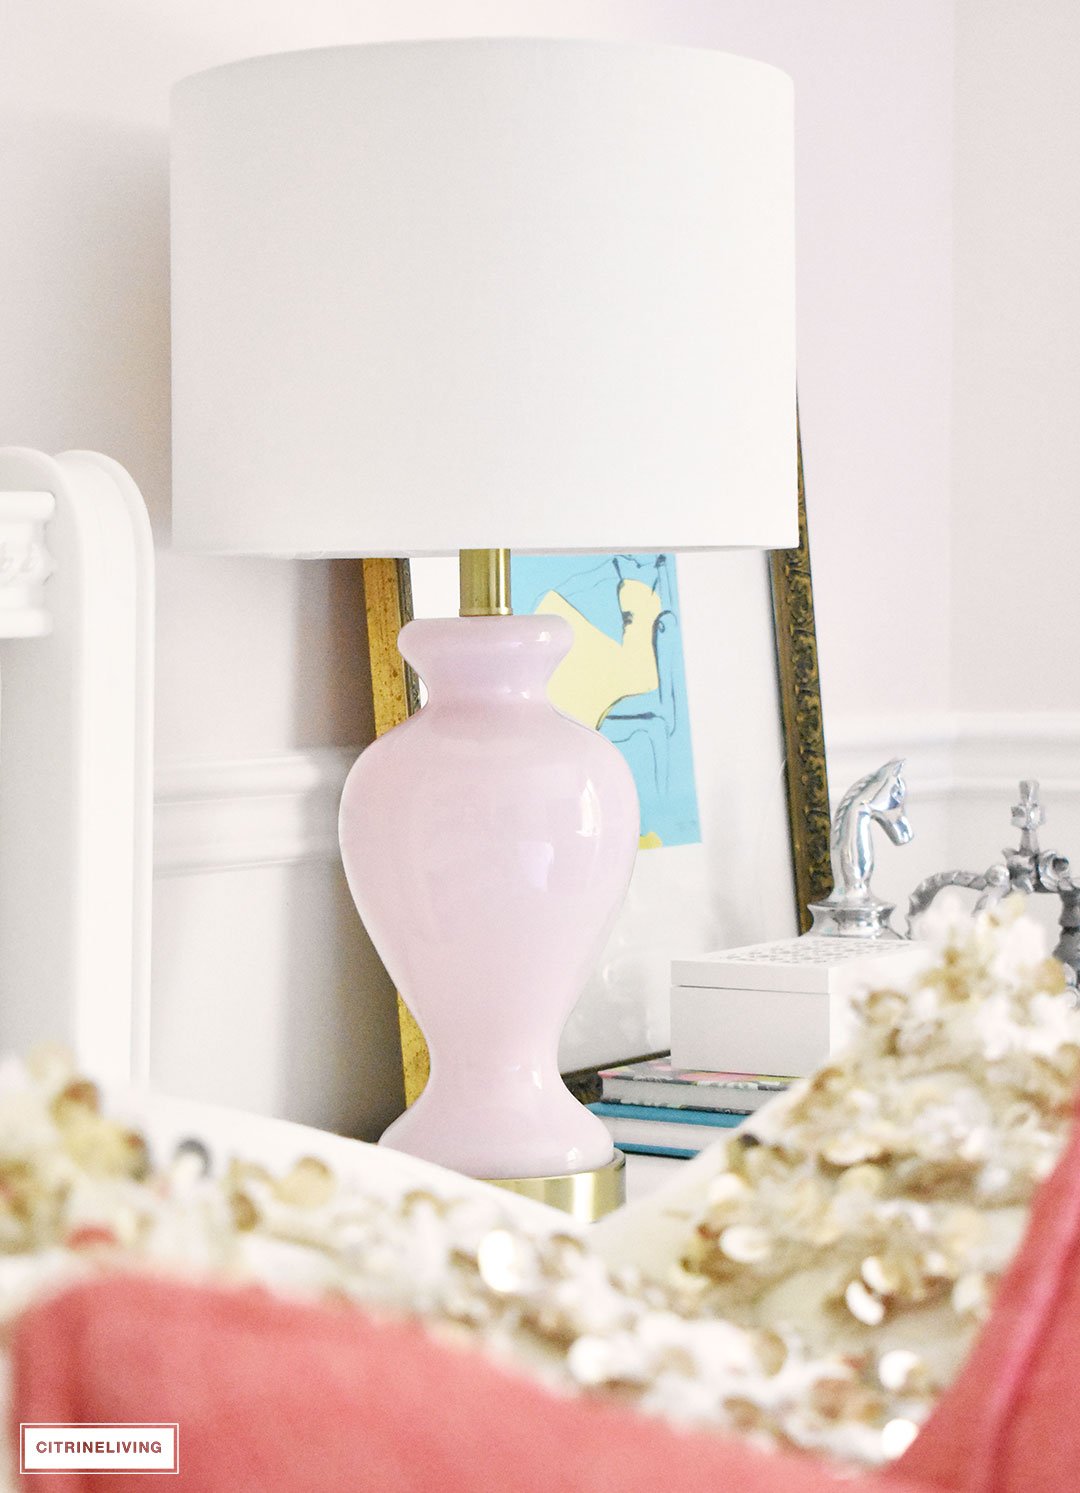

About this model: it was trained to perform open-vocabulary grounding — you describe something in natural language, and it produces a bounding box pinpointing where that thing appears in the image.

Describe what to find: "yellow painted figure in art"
[536,577,664,731]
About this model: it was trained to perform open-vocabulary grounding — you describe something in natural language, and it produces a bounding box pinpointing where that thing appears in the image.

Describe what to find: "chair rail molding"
[153,749,355,876]
[827,712,1080,808]
[949,714,1080,798]
[159,717,1080,882]
[826,714,956,809]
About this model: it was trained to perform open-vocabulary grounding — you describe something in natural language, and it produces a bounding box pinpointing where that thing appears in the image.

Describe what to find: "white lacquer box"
[669,937,929,1078]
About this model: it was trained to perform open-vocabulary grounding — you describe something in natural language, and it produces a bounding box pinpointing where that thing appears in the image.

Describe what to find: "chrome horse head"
[834,759,913,895]
[810,760,913,938]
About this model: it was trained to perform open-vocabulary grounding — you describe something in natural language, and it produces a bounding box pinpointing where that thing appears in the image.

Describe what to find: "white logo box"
[669,937,930,1078]
[20,1424,179,1475]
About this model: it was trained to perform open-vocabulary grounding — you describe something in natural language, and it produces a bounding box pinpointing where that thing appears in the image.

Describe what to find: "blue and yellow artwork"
[511,553,701,849]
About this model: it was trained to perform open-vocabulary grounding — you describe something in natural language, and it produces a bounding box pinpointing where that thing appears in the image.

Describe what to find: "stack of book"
[587,1057,790,1159]
[589,937,928,1161]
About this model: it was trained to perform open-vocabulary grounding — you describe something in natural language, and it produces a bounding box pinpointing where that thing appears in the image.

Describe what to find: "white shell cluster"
[0,899,1074,1476]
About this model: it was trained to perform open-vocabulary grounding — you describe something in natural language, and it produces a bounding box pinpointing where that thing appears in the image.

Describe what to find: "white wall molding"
[949,714,1080,797]
[825,713,957,807]
[828,713,1080,801]
[156,719,1080,883]
[154,748,357,876]
[824,712,1080,913]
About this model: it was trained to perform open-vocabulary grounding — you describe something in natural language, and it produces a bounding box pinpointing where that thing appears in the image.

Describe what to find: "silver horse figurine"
[809,760,914,938]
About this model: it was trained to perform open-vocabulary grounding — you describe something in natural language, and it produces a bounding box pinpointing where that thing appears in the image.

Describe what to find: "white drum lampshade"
[171,39,796,556]
[170,39,797,1192]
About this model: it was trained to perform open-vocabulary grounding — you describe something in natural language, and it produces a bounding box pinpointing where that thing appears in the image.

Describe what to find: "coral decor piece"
[0,899,1077,1480]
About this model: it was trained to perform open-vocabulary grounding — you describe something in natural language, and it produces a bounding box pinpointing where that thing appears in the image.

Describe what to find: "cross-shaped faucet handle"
[1012,780,1045,847]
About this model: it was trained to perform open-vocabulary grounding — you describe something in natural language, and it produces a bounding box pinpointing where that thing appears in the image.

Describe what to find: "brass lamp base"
[484,1150,625,1223]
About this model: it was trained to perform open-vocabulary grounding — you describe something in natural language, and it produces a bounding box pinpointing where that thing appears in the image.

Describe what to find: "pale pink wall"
[953,0,1080,712]
[613,3,956,732]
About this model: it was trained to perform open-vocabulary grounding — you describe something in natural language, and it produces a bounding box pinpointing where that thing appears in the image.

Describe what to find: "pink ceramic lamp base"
[339,613,638,1180]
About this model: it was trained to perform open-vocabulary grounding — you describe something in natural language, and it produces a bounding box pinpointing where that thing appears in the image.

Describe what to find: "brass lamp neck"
[459,548,512,617]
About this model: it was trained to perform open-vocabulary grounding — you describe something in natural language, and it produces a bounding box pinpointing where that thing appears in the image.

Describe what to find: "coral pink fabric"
[11,1274,930,1493]
[12,1101,1080,1493]
[891,1095,1080,1493]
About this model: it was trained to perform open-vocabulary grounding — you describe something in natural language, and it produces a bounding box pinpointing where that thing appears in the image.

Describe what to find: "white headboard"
[0,448,153,1083]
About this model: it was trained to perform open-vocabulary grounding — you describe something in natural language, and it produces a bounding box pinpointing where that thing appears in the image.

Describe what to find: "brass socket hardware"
[459,548,512,617]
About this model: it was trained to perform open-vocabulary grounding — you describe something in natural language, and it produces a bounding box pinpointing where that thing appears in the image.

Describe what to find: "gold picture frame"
[363,421,831,1105]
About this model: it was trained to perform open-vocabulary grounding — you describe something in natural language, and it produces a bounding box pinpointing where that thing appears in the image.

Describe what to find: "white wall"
[660,3,955,733]
[928,1,1080,948]
[1,0,958,1126]
[953,0,1080,718]
[655,1,957,918]
[829,2,1080,937]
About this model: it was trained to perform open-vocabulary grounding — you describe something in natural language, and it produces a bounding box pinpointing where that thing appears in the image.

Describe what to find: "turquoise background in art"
[512,553,702,848]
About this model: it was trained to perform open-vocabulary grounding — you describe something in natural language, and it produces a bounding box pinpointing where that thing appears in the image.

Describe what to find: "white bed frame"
[0,448,153,1084]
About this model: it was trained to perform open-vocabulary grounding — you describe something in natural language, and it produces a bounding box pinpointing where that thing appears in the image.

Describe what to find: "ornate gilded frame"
[768,420,833,930]
[363,420,831,1104]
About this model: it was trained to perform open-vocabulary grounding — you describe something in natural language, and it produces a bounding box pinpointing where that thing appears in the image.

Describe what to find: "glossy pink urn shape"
[339,614,639,1179]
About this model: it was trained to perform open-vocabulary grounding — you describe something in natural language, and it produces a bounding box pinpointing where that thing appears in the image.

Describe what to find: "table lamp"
[170,39,796,1197]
